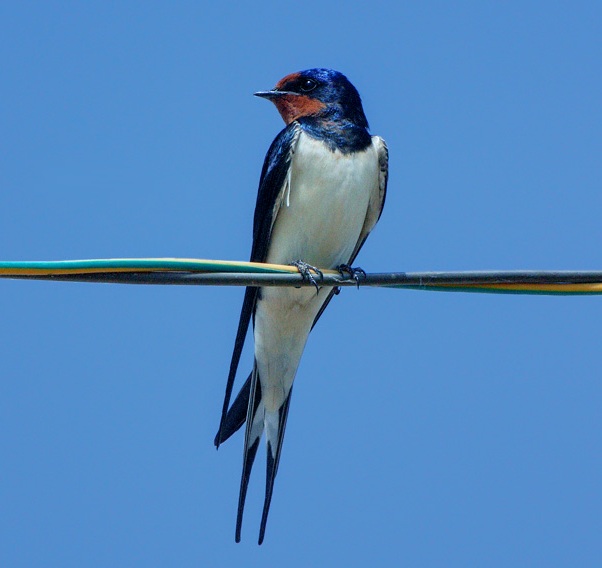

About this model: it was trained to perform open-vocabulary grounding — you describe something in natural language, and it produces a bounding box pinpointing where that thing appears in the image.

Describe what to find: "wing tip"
[215,373,253,449]
[214,419,225,449]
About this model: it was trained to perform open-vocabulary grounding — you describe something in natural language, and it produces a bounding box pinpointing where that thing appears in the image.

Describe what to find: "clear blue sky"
[1,2,601,566]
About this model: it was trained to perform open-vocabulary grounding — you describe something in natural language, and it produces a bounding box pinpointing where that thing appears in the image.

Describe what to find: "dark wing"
[346,136,389,266]
[250,122,302,263]
[215,122,302,448]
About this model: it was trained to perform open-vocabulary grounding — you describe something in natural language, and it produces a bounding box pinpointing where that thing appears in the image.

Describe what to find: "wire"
[1,258,601,295]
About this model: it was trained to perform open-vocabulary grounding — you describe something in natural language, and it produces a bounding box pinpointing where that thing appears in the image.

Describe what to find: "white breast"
[255,132,382,411]
[265,131,380,269]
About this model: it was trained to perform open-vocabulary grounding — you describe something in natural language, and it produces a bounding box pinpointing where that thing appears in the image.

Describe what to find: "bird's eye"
[299,78,317,92]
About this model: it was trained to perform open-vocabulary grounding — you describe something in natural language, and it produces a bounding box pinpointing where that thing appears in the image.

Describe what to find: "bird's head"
[255,68,368,129]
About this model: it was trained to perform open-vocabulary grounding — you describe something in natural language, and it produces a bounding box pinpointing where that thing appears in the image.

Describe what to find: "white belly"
[255,132,380,411]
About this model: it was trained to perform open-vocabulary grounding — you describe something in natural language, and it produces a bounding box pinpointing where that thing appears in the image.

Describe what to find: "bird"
[214,68,388,544]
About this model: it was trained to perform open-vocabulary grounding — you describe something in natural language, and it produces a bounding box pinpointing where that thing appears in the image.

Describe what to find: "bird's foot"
[291,260,323,293]
[337,264,366,289]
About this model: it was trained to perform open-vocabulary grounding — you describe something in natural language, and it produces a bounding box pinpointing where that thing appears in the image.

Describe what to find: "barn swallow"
[214,68,388,544]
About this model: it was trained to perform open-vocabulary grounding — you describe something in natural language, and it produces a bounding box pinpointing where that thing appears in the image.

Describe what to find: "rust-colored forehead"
[274,72,301,90]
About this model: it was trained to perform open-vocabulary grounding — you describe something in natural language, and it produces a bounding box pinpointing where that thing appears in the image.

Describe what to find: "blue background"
[1,2,601,566]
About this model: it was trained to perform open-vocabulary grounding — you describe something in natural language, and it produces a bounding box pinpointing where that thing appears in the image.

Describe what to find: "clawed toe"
[291,260,323,293]
[337,264,366,288]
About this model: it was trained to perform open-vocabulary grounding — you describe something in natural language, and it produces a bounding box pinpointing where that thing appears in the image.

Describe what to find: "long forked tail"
[234,364,295,544]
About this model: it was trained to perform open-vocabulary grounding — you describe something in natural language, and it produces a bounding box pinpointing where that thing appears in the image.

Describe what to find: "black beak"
[254,90,295,99]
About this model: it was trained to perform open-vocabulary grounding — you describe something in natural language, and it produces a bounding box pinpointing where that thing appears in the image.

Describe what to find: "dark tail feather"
[214,372,252,447]
[258,387,294,545]
[235,364,263,543]
[235,436,260,543]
